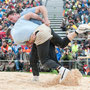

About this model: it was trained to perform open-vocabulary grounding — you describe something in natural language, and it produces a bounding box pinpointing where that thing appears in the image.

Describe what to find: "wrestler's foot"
[76,24,90,34]
[32,76,39,81]
[59,67,70,83]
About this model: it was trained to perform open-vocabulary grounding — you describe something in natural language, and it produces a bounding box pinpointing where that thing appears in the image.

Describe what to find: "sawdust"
[0,70,90,90]
[60,69,82,86]
[43,69,82,86]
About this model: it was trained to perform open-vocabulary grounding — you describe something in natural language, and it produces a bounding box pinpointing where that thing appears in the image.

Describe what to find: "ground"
[0,72,90,90]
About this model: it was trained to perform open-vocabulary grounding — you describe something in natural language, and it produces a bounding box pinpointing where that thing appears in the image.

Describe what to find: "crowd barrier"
[0,56,90,70]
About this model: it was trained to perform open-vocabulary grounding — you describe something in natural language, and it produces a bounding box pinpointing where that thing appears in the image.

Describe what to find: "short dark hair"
[7,11,15,17]
[6,28,11,37]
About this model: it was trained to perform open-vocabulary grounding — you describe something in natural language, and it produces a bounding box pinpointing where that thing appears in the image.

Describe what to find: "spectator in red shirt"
[0,25,6,40]
[1,40,9,53]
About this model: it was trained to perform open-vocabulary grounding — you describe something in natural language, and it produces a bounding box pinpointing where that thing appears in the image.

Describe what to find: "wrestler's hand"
[29,33,36,43]
[26,33,36,46]
[38,17,44,23]
[40,18,44,23]
[44,19,50,26]
[76,24,90,34]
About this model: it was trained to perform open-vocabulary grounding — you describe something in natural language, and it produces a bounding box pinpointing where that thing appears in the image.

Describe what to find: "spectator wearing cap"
[8,39,12,47]
[6,47,15,60]
[61,47,73,69]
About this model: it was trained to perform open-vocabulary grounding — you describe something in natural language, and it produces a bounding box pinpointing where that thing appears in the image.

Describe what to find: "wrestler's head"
[7,11,20,23]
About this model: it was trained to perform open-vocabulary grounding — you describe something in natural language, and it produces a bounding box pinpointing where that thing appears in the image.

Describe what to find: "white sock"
[33,76,39,81]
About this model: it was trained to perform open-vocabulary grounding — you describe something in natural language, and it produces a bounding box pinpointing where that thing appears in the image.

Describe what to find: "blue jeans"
[14,60,24,70]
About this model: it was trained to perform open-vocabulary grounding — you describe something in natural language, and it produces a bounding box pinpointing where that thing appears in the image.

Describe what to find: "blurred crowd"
[0,0,90,72]
[61,0,90,56]
[55,37,90,74]
[61,0,90,31]
[0,0,42,43]
[58,0,90,71]
[0,0,42,71]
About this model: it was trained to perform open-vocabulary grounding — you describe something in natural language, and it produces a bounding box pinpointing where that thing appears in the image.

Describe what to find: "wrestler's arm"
[35,6,77,43]
[26,33,36,46]
[35,6,50,26]
[24,12,44,22]
[24,6,50,26]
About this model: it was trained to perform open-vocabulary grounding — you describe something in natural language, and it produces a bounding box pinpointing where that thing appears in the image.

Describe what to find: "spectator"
[76,17,82,26]
[81,13,88,24]
[61,47,73,69]
[63,0,89,33]
[62,0,90,62]
[78,47,85,56]
[0,25,6,41]
[68,21,77,30]
[12,43,21,55]
[1,40,8,54]
[61,17,68,31]
[6,47,15,60]
[0,47,5,60]
[55,46,62,61]
[72,41,79,59]
[8,39,12,47]
[0,25,2,31]
[74,10,80,20]
[0,8,3,18]
[14,47,24,71]
[22,45,32,60]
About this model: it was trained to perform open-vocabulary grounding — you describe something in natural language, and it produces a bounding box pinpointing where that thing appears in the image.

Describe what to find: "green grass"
[40,70,58,74]
[27,70,58,74]
[29,71,90,77]
[19,70,90,77]
[83,75,90,77]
